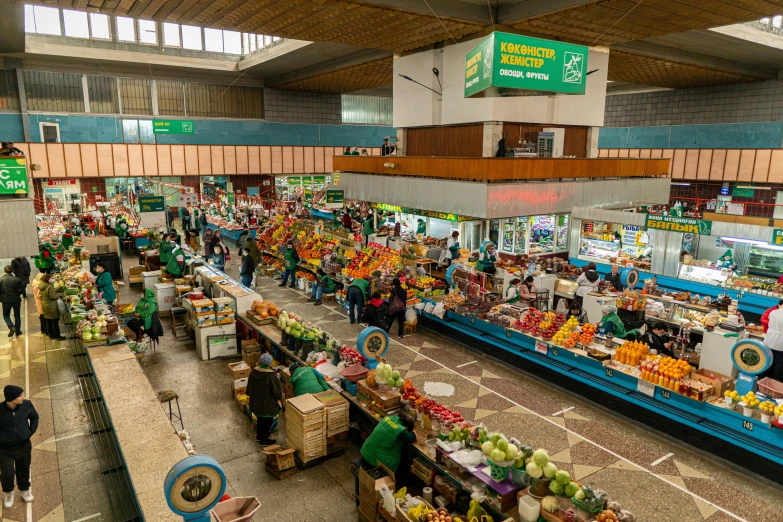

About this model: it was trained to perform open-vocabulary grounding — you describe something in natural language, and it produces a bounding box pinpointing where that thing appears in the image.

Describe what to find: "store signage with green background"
[139,195,165,212]
[152,120,194,134]
[0,157,28,194]
[288,176,326,186]
[326,189,344,204]
[465,32,588,98]
[645,215,712,235]
[772,229,783,245]
[371,202,479,223]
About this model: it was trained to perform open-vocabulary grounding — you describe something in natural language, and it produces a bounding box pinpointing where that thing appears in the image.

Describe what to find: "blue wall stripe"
[598,123,783,149]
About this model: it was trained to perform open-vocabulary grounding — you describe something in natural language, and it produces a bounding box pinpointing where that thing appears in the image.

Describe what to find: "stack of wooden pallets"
[285,394,326,463]
[315,390,350,438]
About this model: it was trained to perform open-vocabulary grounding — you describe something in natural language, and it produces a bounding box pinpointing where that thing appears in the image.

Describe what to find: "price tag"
[605,368,613,378]
[535,341,548,355]
[637,380,655,398]
[551,347,559,357]
[742,420,754,431]
[470,317,475,324]
[660,389,671,400]
[505,329,512,338]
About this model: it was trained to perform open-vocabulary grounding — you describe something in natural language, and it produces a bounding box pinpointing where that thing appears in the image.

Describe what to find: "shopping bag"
[389,295,405,315]
[432,301,446,319]
[405,308,417,324]
[466,500,491,522]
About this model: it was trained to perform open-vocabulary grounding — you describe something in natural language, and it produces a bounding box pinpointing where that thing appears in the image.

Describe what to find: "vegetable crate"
[285,394,326,463]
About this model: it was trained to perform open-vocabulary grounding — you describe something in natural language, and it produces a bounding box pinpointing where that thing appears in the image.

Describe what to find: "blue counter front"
[311,209,334,221]
[569,258,777,317]
[417,305,783,476]
[205,223,258,245]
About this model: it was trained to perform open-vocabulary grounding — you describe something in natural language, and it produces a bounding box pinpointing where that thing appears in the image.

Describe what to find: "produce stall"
[204,219,259,245]
[194,264,262,315]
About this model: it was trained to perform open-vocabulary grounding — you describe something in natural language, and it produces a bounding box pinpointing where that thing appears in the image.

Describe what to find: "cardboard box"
[262,444,296,471]
[213,296,236,313]
[228,361,251,380]
[359,463,395,519]
[241,338,261,354]
[232,377,248,395]
[691,368,735,397]
[243,349,261,369]
[358,506,374,522]
[191,298,214,313]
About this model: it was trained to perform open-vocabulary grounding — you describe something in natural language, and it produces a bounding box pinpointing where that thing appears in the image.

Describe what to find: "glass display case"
[748,244,783,279]
[498,214,568,254]
[678,264,731,286]
[579,221,652,268]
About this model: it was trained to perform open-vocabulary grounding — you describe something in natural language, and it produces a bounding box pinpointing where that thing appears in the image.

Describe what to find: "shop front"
[43,179,82,213]
[371,202,483,251]
[489,214,569,257]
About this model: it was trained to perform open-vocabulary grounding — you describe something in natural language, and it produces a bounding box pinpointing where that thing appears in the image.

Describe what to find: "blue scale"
[165,455,227,522]
[445,264,459,289]
[620,267,639,289]
[730,339,773,396]
[356,326,390,370]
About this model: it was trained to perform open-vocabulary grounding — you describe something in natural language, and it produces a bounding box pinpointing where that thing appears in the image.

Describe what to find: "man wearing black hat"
[0,385,38,508]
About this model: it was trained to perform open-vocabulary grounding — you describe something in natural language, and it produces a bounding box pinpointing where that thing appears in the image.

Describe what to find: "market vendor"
[127,289,158,342]
[416,218,426,235]
[597,305,636,339]
[347,277,371,324]
[289,362,329,396]
[94,261,116,306]
[505,278,523,304]
[166,240,185,277]
[362,213,374,246]
[159,233,172,266]
[604,264,623,292]
[116,216,129,239]
[332,210,341,228]
[567,301,589,325]
[476,240,498,274]
[35,243,55,274]
[446,231,460,266]
[60,227,74,250]
[309,269,334,306]
[519,276,537,304]
[716,249,737,271]
[643,323,674,357]
[360,414,416,473]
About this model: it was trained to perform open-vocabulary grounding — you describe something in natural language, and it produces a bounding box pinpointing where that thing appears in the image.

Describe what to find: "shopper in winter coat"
[237,227,251,254]
[575,262,600,304]
[165,206,174,231]
[0,267,25,338]
[0,385,38,508]
[10,257,30,291]
[761,300,783,333]
[239,247,256,288]
[247,353,283,446]
[31,275,44,334]
[212,244,226,273]
[566,300,589,325]
[342,211,353,231]
[199,210,208,235]
[362,291,389,328]
[604,264,623,292]
[39,275,64,341]
[246,237,261,267]
[203,228,214,257]
[387,278,408,338]
[289,362,329,397]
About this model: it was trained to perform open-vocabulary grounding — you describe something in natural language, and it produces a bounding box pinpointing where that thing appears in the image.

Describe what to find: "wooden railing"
[15,143,383,178]
[333,156,670,182]
[598,148,783,182]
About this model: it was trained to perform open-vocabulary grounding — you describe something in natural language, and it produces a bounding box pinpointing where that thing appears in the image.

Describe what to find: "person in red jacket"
[761,300,783,332]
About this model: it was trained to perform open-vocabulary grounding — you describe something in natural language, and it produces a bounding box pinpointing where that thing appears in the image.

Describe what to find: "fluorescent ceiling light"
[735,185,771,190]
[720,237,765,245]
[670,182,690,186]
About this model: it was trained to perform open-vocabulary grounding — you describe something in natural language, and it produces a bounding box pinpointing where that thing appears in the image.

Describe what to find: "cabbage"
[376,363,392,383]
[504,447,518,461]
[574,488,585,501]
[565,482,580,498]
[555,470,571,486]
[526,462,543,479]
[490,432,502,444]
[82,331,93,341]
[481,442,495,456]
[549,481,564,496]
[285,327,292,334]
[541,496,559,513]
[533,449,549,467]
[512,456,525,469]
[496,439,508,452]
[490,449,506,464]
[543,462,558,479]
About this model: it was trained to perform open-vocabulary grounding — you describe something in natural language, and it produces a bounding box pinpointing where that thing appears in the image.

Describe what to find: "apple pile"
[402,385,464,427]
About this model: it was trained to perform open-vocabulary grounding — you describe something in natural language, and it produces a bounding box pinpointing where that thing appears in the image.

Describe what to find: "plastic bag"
[378,485,395,514]
[450,449,484,468]
[467,500,491,522]
[424,302,436,314]
[405,308,418,324]
[394,487,406,500]
[432,302,446,319]
[414,302,426,311]
[555,299,567,313]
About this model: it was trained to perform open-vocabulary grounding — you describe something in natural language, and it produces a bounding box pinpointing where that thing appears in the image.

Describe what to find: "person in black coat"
[246,353,282,446]
[10,258,30,292]
[643,324,674,357]
[0,385,38,507]
[604,264,623,292]
[386,278,408,338]
[362,291,389,329]
[239,247,256,288]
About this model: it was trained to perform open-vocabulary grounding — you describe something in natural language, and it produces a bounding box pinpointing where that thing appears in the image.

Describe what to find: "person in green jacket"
[116,217,129,239]
[279,241,299,288]
[416,219,426,235]
[476,240,497,274]
[309,269,335,306]
[166,240,185,277]
[331,211,341,228]
[505,278,522,304]
[598,304,637,339]
[94,262,116,305]
[347,277,371,324]
[360,414,416,473]
[158,233,172,265]
[362,214,374,246]
[127,289,157,341]
[35,244,55,274]
[61,227,74,250]
[289,362,329,396]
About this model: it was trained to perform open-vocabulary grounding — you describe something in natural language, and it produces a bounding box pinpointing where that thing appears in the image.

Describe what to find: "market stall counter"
[194,264,262,314]
[204,221,258,246]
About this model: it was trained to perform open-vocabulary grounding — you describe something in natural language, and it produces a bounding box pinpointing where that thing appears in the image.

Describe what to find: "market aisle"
[133,257,361,521]
[0,274,112,522]
[251,275,783,522]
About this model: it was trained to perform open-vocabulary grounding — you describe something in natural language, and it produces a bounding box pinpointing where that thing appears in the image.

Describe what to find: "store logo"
[563,52,583,84]
[182,122,193,133]
[483,44,493,79]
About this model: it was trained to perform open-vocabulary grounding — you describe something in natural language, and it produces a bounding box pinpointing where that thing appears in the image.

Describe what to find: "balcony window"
[223,30,241,54]
[90,13,110,39]
[163,23,180,46]
[116,16,135,42]
[138,19,157,44]
[63,10,89,39]
[182,25,202,50]
[25,5,61,36]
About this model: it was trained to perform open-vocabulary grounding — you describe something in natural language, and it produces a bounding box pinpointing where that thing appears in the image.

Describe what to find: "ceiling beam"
[498,0,591,25]
[265,48,392,87]
[359,0,494,25]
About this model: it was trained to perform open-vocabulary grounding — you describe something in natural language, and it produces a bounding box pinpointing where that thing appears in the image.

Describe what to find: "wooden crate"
[262,444,296,471]
[128,265,145,286]
[315,390,350,437]
[285,394,326,462]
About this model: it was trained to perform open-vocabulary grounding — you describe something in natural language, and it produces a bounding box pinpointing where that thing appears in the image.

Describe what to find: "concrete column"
[395,128,407,157]
[151,79,159,116]
[482,122,503,157]
[82,75,90,113]
[586,126,600,158]
[6,58,30,142]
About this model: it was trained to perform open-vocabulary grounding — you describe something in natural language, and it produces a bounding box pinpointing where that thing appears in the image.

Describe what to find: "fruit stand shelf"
[418,303,783,481]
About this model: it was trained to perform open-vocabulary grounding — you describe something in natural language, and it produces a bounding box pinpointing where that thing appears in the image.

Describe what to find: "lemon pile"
[759,401,775,413]
[723,390,740,402]
[552,316,579,345]
[774,404,783,418]
[740,391,760,408]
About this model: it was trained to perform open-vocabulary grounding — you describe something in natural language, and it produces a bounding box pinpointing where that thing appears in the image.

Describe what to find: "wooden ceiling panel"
[274,56,392,93]
[608,51,763,89]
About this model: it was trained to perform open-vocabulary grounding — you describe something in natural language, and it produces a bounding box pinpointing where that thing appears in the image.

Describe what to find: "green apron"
[363,219,374,238]
[476,253,496,272]
[448,241,460,259]
[61,234,73,250]
[135,289,157,330]
[321,275,335,293]
[360,415,407,472]
[505,286,521,304]
[166,246,184,277]
[417,221,426,234]
[159,241,172,264]
[284,248,296,270]
[96,271,116,302]
[601,312,627,338]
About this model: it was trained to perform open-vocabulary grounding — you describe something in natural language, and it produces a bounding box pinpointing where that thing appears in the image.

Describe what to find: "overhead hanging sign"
[0,157,28,194]
[139,195,165,212]
[645,215,712,235]
[465,31,589,98]
[772,229,783,245]
[370,202,480,223]
[326,189,344,205]
[153,120,194,134]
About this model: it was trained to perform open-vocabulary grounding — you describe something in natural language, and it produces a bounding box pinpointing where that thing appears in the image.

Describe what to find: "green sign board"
[227,193,235,206]
[465,32,589,98]
[772,229,783,246]
[0,157,28,194]
[139,195,165,212]
[152,120,194,134]
[370,202,479,223]
[645,215,712,235]
[733,186,755,198]
[287,176,326,186]
[304,189,312,202]
[326,189,345,204]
